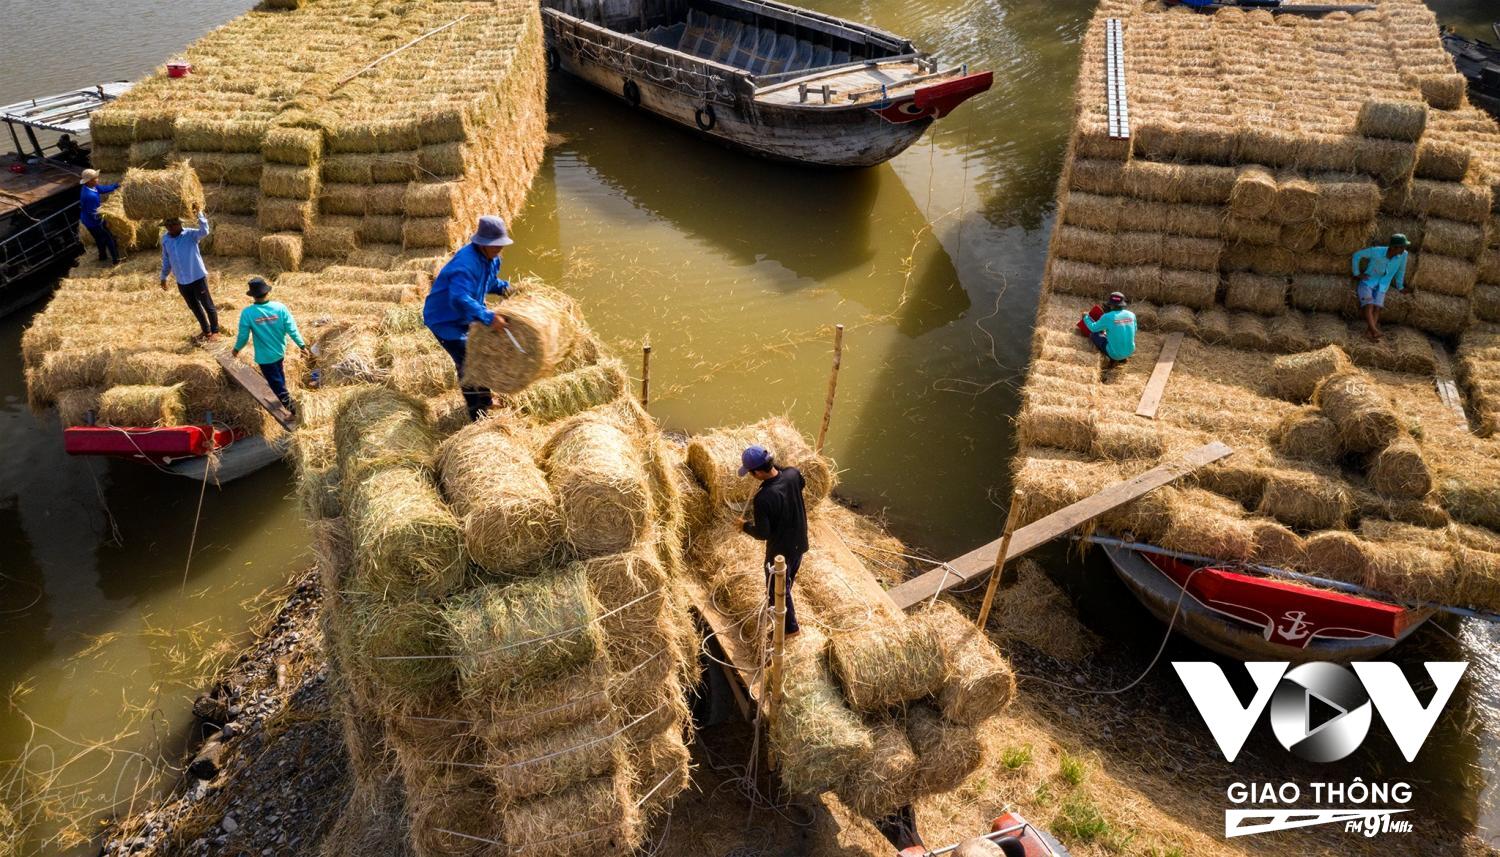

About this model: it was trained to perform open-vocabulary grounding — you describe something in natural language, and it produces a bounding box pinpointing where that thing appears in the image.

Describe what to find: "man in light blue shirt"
[159,205,219,341]
[423,215,513,422]
[233,277,307,413]
[1082,291,1137,363]
[1351,234,1410,342]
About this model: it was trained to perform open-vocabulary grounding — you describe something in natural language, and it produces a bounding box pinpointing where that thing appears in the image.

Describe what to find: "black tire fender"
[545,46,560,71]
[694,104,717,131]
[623,79,641,106]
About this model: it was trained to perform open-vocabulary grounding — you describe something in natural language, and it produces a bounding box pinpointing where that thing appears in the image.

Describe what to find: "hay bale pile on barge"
[1025,0,1500,610]
[21,0,547,435]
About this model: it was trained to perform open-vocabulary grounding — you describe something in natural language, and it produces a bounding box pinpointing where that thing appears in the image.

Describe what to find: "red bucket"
[167,59,192,78]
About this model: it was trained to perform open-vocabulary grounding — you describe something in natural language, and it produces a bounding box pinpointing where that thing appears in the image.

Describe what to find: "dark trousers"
[764,551,803,634]
[85,222,119,263]
[434,335,493,422]
[258,359,292,409]
[1088,329,1109,355]
[177,277,219,336]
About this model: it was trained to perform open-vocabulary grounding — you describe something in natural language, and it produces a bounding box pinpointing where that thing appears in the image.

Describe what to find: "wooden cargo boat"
[1441,25,1500,119]
[541,0,992,166]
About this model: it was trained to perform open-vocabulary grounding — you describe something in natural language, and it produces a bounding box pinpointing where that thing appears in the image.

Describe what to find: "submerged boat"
[541,0,992,166]
[1441,25,1500,119]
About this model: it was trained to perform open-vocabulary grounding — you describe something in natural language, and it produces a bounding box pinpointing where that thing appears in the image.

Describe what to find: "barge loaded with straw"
[1015,0,1500,659]
[541,0,992,166]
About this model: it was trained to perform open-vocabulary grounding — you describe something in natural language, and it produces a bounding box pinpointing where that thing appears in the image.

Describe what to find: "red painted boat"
[63,425,288,482]
[1100,537,1434,662]
[895,811,1071,856]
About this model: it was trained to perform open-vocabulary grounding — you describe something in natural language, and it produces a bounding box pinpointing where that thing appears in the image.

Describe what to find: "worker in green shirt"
[1350,234,1411,342]
[232,277,307,413]
[1081,291,1137,363]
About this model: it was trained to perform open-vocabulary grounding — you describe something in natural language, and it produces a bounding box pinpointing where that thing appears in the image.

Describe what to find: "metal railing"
[1,203,81,286]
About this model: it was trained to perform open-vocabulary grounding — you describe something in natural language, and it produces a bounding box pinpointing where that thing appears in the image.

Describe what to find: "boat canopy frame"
[2,82,131,161]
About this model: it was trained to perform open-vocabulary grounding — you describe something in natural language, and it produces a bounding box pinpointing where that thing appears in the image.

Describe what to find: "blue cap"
[739,445,773,476]
[471,215,514,247]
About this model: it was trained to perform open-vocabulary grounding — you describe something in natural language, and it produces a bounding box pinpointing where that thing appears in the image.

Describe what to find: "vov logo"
[1173,661,1467,763]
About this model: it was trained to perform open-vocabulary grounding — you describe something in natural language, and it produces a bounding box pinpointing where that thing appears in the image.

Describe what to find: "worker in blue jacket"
[423,215,513,421]
[78,169,121,264]
[1081,291,1137,363]
[1351,234,1410,342]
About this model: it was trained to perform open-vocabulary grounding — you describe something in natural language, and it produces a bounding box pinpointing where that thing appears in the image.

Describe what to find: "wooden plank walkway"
[211,350,295,430]
[887,441,1233,609]
[1134,332,1183,419]
[1429,340,1470,430]
[682,577,762,707]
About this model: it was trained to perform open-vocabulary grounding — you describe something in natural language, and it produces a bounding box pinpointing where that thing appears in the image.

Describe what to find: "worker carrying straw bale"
[421,215,514,422]
[78,169,122,265]
[159,205,219,342]
[738,443,809,635]
[1351,234,1411,342]
[1077,291,1137,363]
[232,277,307,413]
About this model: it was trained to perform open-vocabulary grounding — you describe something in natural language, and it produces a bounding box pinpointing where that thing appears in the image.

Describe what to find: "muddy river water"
[1,0,1497,852]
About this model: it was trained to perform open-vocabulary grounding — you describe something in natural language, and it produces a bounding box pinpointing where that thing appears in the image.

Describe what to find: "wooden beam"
[210,350,295,430]
[887,441,1233,609]
[1429,339,1470,429]
[1134,332,1183,419]
[682,578,761,705]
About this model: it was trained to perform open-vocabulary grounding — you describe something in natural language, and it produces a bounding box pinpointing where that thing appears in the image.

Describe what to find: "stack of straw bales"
[25,0,546,437]
[681,421,1014,817]
[1017,0,1500,613]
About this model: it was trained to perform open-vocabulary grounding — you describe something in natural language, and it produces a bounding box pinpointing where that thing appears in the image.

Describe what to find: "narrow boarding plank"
[682,577,762,705]
[887,441,1234,609]
[1134,332,1184,419]
[211,350,295,430]
[1428,339,1471,429]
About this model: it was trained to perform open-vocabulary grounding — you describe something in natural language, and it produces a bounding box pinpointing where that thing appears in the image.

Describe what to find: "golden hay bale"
[1271,407,1340,463]
[476,659,612,748]
[1158,269,1218,309]
[1451,547,1500,610]
[1402,291,1471,337]
[828,613,947,712]
[1421,220,1485,259]
[1315,175,1381,223]
[1366,436,1432,500]
[502,358,626,423]
[98,383,186,426]
[1250,520,1307,570]
[259,233,303,272]
[346,465,465,599]
[917,601,1014,725]
[128,139,172,168]
[542,417,650,556]
[1475,285,1500,324]
[404,182,462,218]
[403,217,462,249]
[351,599,454,708]
[1365,540,1454,605]
[105,349,223,398]
[260,164,320,200]
[1321,221,1375,256]
[438,421,560,576]
[333,386,435,475]
[202,184,259,216]
[833,718,918,818]
[319,326,387,385]
[1404,179,1494,225]
[1415,140,1471,182]
[487,720,627,805]
[1270,345,1352,402]
[1420,73,1468,110]
[120,163,205,222]
[1271,172,1319,224]
[1356,100,1427,142]
[445,567,603,701]
[1229,165,1277,218]
[1257,468,1352,530]
[1016,404,1094,453]
[1267,313,1312,353]
[685,418,835,513]
[1280,221,1323,253]
[263,125,323,166]
[1228,313,1271,351]
[905,703,984,797]
[1288,274,1357,316]
[1062,192,1122,231]
[420,142,467,177]
[406,777,497,857]
[1412,254,1477,297]
[1225,216,1280,245]
[1156,304,1198,334]
[1304,530,1376,586]
[1196,307,1232,344]
[464,287,582,394]
[772,631,876,793]
[1160,489,1255,562]
[499,771,642,857]
[1314,371,1400,453]
[54,386,102,427]
[1092,419,1163,461]
[207,220,262,257]
[258,197,313,233]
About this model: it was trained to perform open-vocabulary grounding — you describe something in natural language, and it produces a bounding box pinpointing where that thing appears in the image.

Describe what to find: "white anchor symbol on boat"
[1275,611,1312,641]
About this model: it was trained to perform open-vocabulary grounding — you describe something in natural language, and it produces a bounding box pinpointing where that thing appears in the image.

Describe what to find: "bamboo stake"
[815,324,844,453]
[641,341,651,409]
[974,490,1023,630]
[765,554,789,769]
[332,15,470,90]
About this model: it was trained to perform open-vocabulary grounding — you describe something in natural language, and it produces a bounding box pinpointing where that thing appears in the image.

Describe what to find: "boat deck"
[0,158,78,215]
[755,60,937,105]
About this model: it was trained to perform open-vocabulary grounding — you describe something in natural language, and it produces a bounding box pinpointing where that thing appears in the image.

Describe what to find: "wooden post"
[765,554,789,768]
[974,490,1023,630]
[641,342,651,410]
[815,324,844,453]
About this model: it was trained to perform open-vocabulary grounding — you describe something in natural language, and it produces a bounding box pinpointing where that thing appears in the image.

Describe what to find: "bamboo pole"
[641,342,651,409]
[974,490,1023,630]
[815,324,844,453]
[765,554,789,769]
[333,15,470,90]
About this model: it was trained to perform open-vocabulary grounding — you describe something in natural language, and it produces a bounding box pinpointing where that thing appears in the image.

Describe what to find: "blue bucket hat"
[739,445,773,476]
[471,214,514,247]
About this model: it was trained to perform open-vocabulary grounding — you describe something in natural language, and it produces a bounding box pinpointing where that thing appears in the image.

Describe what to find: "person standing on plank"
[160,204,219,341]
[739,444,809,636]
[423,215,513,422]
[1081,291,1137,363]
[78,169,121,265]
[232,277,307,414]
[1351,233,1411,342]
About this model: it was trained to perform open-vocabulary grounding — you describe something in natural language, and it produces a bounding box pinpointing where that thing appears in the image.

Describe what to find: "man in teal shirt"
[1351,234,1410,342]
[232,277,307,413]
[1082,291,1137,363]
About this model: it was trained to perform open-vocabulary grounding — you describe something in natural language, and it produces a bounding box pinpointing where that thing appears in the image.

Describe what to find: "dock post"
[641,341,651,410]
[815,324,844,453]
[765,554,789,769]
[974,489,1023,630]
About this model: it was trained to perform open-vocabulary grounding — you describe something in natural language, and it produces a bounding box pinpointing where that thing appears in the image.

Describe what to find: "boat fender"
[545,46,560,71]
[623,79,641,107]
[695,104,717,131]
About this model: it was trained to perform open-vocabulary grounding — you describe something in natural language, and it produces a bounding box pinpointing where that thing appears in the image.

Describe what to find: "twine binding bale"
[463,286,583,394]
[917,601,1014,725]
[1314,371,1401,453]
[1356,100,1427,142]
[476,660,613,749]
[1229,165,1277,218]
[905,703,984,797]
[487,720,627,805]
[1271,407,1340,463]
[542,415,651,556]
[499,770,643,857]
[333,386,435,476]
[502,358,627,423]
[120,162,205,222]
[438,420,561,576]
[770,631,876,794]
[827,613,947,712]
[833,718,918,818]
[346,464,466,599]
[353,599,454,709]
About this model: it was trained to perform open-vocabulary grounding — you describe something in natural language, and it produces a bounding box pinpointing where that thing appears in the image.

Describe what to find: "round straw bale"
[408,778,499,857]
[1367,541,1454,604]
[1196,307,1232,344]
[372,152,419,184]
[346,465,465,598]
[1250,520,1307,570]
[1420,73,1467,110]
[1160,491,1255,562]
[1156,304,1198,334]
[1068,159,1125,195]
[828,615,947,712]
[476,659,612,748]
[1412,254,1477,297]
[106,350,223,398]
[206,220,261,257]
[1016,405,1093,453]
[1405,291,1471,337]
[1062,193,1122,232]
[833,718,918,818]
[1280,221,1323,253]
[1356,100,1427,142]
[1304,530,1376,586]
[444,568,603,701]
[258,233,303,272]
[1225,216,1282,245]
[503,358,627,423]
[917,601,1014,725]
[1271,345,1353,401]
[1354,139,1417,184]
[1257,468,1352,530]
[1321,221,1375,256]
[500,771,642,857]
[1314,371,1400,453]
[438,422,560,575]
[685,418,835,512]
[121,163,205,222]
[542,417,649,556]
[1158,270,1219,309]
[54,386,102,427]
[1415,140,1472,182]
[1407,179,1493,225]
[1092,419,1163,461]
[1475,285,1500,324]
[1423,220,1486,260]
[334,386,435,474]
[419,142,467,177]
[1053,227,1114,265]
[1163,235,1224,271]
[1315,174,1381,223]
[1230,165,1277,218]
[771,631,876,793]
[463,287,582,394]
[1271,408,1340,463]
[257,197,312,232]
[905,703,984,797]
[1451,546,1500,610]
[635,727,693,820]
[1228,313,1271,351]
[488,720,627,805]
[1271,173,1319,224]
[1366,436,1432,500]
[1223,272,1287,317]
[353,599,454,708]
[98,383,186,426]
[260,164,319,200]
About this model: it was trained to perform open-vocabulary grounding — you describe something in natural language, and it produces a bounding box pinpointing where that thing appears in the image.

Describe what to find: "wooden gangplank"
[682,577,760,718]
[211,350,295,430]
[887,441,1233,609]
[1428,340,1470,430]
[1134,332,1183,419]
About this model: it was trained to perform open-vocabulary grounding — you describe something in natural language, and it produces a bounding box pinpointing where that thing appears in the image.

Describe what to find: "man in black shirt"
[738,444,808,635]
